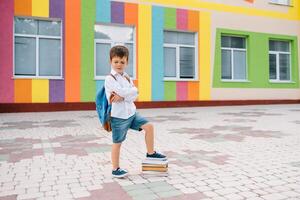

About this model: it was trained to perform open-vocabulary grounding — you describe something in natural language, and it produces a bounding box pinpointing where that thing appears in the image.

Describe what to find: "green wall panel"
[213,28,299,88]
[164,82,176,100]
[81,0,96,101]
[163,7,177,101]
[164,8,176,29]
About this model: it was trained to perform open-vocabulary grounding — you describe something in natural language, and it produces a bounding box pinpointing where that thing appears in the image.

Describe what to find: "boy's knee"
[112,143,122,147]
[142,123,153,132]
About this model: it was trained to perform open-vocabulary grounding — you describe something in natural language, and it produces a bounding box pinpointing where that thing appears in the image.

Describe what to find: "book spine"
[142,164,168,168]
[142,167,168,172]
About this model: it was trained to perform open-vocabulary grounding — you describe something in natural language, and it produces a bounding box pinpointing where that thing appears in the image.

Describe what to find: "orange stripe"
[124,3,138,25]
[188,10,199,32]
[14,0,32,103]
[65,0,80,102]
[135,28,139,90]
[133,80,138,88]
[188,82,199,100]
[14,0,32,16]
[188,10,200,100]
[125,3,139,89]
[14,80,32,103]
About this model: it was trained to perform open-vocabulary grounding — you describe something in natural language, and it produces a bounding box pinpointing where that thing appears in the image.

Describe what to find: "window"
[221,36,247,80]
[14,17,62,78]
[94,24,135,79]
[269,40,291,81]
[269,0,291,6]
[163,31,197,80]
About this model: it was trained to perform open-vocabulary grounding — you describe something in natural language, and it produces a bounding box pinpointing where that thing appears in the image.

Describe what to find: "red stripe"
[0,0,14,103]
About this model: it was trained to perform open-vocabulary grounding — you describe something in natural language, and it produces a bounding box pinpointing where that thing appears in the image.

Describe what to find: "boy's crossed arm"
[105,76,138,103]
[111,91,124,103]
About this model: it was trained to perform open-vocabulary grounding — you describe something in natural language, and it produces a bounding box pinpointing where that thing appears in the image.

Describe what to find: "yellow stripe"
[32,80,49,102]
[32,0,49,17]
[199,11,211,100]
[139,0,299,20]
[31,0,49,102]
[138,4,152,101]
[289,0,300,20]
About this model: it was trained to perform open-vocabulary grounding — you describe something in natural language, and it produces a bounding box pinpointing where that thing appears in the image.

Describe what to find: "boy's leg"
[112,143,122,170]
[111,142,128,178]
[131,113,166,159]
[141,123,154,154]
[111,116,132,170]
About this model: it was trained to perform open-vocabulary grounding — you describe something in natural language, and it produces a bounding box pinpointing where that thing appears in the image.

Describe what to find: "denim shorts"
[111,113,149,143]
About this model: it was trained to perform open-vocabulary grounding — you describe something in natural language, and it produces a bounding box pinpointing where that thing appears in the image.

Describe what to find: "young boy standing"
[105,45,166,178]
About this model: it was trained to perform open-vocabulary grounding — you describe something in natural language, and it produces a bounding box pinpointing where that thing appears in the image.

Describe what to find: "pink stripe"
[176,9,188,30]
[0,0,14,103]
[176,82,188,101]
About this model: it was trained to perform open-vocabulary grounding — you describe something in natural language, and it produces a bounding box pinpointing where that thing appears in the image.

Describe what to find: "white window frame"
[269,40,292,82]
[94,24,136,80]
[13,16,63,79]
[269,0,292,6]
[221,36,248,82]
[163,30,198,81]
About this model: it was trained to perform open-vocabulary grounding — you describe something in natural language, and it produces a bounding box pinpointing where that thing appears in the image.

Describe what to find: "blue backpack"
[95,74,117,132]
[95,74,130,132]
[95,86,113,132]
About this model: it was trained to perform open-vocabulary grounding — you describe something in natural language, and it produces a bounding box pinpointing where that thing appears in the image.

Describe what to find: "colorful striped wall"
[0,0,299,104]
[0,0,206,103]
[139,0,300,20]
[0,0,141,103]
[151,7,202,101]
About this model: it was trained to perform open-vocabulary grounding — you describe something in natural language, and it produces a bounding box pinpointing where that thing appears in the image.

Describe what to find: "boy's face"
[110,56,128,74]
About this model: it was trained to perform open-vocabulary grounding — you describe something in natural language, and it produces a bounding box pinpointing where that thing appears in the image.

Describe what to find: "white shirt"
[104,69,138,119]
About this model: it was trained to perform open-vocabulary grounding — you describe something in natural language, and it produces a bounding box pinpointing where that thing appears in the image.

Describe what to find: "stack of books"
[141,159,168,173]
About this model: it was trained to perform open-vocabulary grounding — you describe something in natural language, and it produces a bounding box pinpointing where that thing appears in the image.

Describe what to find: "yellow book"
[142,166,168,172]
[142,163,168,168]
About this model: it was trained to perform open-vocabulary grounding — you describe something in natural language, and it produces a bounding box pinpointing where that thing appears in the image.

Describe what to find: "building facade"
[0,0,299,109]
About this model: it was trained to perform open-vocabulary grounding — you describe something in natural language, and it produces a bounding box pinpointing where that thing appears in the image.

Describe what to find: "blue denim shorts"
[111,113,149,143]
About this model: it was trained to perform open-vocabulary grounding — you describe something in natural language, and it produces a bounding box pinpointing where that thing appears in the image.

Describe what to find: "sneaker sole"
[146,157,167,161]
[112,173,128,178]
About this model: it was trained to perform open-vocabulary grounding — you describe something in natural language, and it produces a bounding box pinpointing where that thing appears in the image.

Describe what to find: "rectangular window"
[269,0,291,6]
[14,17,62,78]
[94,24,135,79]
[269,40,291,81]
[221,36,247,81]
[163,31,197,80]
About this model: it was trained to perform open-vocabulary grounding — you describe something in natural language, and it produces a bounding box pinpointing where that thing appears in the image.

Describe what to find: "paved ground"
[0,104,300,200]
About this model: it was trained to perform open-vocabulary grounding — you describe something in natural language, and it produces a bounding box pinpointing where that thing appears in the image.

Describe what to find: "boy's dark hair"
[110,45,129,61]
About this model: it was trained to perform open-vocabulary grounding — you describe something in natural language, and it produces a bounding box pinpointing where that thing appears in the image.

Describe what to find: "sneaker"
[146,151,167,161]
[112,168,128,178]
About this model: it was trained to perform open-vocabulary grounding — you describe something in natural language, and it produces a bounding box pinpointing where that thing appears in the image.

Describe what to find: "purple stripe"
[176,9,188,30]
[111,1,124,24]
[0,0,14,103]
[50,0,65,102]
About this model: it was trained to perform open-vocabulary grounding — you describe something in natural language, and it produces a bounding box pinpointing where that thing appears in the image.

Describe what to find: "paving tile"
[0,105,299,200]
[156,190,182,198]
[260,193,287,200]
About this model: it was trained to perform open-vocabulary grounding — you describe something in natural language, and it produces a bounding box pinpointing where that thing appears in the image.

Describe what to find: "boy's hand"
[111,92,124,102]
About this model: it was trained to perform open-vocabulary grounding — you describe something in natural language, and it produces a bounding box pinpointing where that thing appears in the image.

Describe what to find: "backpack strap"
[110,73,131,84]
[110,74,117,81]
[123,75,131,84]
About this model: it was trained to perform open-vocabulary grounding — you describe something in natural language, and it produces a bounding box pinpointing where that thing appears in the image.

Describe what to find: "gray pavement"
[0,104,300,200]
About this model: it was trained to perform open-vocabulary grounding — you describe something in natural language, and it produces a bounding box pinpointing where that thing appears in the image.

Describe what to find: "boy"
[105,45,166,178]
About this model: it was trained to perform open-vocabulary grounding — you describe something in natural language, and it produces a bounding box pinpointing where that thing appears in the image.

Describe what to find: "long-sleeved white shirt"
[104,69,138,119]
